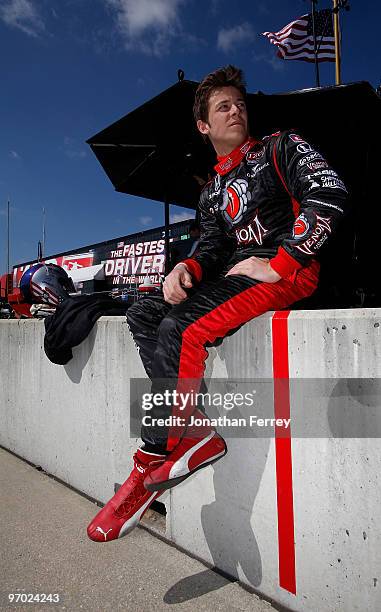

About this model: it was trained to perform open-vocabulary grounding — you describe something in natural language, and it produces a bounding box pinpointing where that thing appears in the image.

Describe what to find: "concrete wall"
[1,313,380,611]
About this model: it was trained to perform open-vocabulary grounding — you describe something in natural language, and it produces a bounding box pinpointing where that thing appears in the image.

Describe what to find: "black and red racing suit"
[127,130,348,452]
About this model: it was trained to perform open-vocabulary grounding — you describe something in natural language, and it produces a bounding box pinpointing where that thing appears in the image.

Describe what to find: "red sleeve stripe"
[270,247,303,279]
[181,259,203,283]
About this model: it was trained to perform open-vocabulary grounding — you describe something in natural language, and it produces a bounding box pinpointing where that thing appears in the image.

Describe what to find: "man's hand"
[163,264,193,304]
[226,256,281,283]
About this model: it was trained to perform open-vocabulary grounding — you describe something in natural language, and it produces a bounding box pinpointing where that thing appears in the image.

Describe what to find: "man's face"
[197,86,249,154]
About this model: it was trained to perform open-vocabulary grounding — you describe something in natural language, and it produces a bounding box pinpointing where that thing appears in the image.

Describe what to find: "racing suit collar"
[214,137,258,176]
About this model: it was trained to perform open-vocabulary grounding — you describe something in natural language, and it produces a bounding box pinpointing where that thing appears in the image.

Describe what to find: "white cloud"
[63,137,87,160]
[104,0,185,56]
[9,150,21,159]
[170,211,194,223]
[139,215,153,226]
[266,55,286,73]
[65,150,87,159]
[0,0,45,37]
[217,22,254,53]
[253,52,286,73]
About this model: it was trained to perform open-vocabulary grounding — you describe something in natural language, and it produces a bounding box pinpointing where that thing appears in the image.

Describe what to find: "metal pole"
[42,207,46,259]
[333,0,341,84]
[164,199,170,275]
[311,0,320,87]
[6,199,10,300]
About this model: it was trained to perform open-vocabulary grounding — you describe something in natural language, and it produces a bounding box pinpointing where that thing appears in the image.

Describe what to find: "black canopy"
[87,80,380,208]
[87,80,381,305]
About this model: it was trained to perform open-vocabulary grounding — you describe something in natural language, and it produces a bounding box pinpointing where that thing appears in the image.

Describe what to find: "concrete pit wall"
[0,312,380,612]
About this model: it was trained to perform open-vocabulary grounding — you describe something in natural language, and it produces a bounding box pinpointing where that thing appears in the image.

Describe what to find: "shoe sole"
[144,445,227,492]
[117,491,162,538]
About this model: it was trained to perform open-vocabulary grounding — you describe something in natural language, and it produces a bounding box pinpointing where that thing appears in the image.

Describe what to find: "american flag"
[262,9,335,63]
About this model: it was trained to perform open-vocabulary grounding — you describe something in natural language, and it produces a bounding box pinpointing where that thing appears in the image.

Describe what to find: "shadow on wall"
[289,378,381,438]
[200,437,268,587]
[328,378,381,438]
[64,326,97,384]
[199,336,270,590]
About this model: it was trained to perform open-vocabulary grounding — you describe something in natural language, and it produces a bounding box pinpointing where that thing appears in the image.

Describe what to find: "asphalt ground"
[0,447,276,612]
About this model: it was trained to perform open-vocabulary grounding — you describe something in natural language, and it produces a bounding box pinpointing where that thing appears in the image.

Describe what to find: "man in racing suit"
[87,65,347,542]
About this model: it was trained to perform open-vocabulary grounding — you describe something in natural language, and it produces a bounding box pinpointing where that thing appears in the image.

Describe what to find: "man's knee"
[158,312,207,348]
[158,313,181,339]
[127,298,164,331]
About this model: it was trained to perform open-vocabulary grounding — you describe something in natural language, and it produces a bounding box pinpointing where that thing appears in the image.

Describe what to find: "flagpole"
[311,0,320,87]
[333,0,341,84]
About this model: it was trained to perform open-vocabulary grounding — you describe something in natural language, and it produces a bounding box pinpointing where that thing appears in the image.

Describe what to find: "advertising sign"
[12,220,193,291]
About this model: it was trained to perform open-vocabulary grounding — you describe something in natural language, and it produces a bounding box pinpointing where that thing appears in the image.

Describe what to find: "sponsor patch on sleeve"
[292,213,310,239]
[246,147,265,163]
[289,133,305,143]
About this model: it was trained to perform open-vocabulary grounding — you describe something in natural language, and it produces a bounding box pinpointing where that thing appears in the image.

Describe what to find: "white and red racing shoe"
[144,410,227,492]
[87,448,165,542]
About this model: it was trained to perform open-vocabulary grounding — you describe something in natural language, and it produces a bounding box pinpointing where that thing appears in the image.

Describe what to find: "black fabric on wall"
[44,294,130,365]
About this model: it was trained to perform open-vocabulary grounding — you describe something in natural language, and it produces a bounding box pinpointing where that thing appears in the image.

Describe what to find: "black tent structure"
[87,77,381,307]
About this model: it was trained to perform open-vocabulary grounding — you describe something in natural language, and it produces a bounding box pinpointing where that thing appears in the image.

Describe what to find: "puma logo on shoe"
[136,464,146,474]
[95,526,113,540]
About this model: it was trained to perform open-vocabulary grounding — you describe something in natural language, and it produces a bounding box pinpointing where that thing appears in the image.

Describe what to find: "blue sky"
[0,0,379,273]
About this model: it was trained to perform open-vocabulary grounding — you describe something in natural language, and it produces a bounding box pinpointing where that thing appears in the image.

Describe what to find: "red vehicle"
[0,272,31,317]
